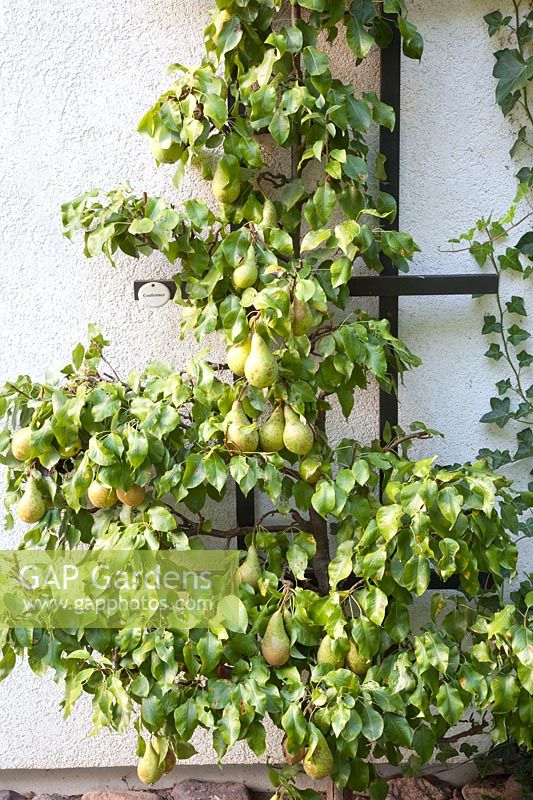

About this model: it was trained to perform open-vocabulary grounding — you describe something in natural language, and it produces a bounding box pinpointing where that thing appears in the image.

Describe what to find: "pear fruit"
[261,199,278,228]
[163,747,176,774]
[283,407,314,456]
[239,544,261,589]
[88,480,117,509]
[303,726,334,780]
[212,154,241,204]
[227,338,251,376]
[59,439,82,459]
[150,139,183,164]
[290,297,314,336]
[346,641,371,676]
[11,427,32,461]
[282,737,305,765]
[261,609,290,666]
[258,406,285,452]
[244,333,278,389]
[232,245,258,289]
[117,484,145,507]
[17,478,46,524]
[227,401,259,453]
[299,457,322,484]
[137,739,165,785]
[317,634,344,668]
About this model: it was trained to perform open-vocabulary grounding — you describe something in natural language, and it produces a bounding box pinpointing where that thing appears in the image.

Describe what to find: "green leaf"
[346,15,374,59]
[312,480,336,518]
[204,452,228,493]
[126,426,148,469]
[383,713,413,747]
[493,49,533,106]
[147,505,177,532]
[437,486,462,526]
[436,684,464,725]
[376,503,403,542]
[303,46,329,75]
[359,705,383,741]
[480,397,511,428]
[331,257,353,288]
[197,631,223,673]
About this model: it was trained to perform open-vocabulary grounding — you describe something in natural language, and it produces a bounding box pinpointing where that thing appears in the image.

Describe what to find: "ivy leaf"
[515,428,533,461]
[493,48,533,107]
[480,397,511,428]
[506,296,527,316]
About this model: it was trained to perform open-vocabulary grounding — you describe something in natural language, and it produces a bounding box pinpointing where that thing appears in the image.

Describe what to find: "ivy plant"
[1,2,532,798]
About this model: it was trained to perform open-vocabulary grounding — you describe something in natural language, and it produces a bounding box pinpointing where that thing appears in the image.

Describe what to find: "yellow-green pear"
[212,154,241,204]
[88,480,117,509]
[303,726,334,780]
[232,245,258,289]
[283,406,314,456]
[117,484,145,507]
[258,406,285,452]
[227,338,251,376]
[244,333,278,389]
[261,609,290,666]
[346,640,371,676]
[261,199,278,228]
[11,427,32,461]
[227,401,259,453]
[137,739,165,785]
[290,297,314,336]
[17,478,46,524]
[239,544,261,589]
[59,438,82,459]
[299,456,322,484]
[150,139,183,164]
[317,634,344,668]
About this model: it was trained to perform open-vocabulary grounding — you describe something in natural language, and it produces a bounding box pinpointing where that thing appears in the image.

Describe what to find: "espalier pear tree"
[1,1,532,797]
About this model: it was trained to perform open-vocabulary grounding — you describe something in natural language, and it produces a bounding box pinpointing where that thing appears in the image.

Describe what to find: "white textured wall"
[0,0,530,777]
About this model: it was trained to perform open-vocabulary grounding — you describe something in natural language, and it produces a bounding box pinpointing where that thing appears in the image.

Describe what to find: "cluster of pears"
[282,726,334,780]
[227,331,278,389]
[88,479,146,509]
[137,738,176,785]
[212,154,241,204]
[317,633,371,676]
[226,399,314,456]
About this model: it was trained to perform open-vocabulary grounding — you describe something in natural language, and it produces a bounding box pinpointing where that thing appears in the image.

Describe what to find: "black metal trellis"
[234,23,499,577]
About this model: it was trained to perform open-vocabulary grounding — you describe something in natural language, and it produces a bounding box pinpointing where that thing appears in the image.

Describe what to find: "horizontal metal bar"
[349,274,499,297]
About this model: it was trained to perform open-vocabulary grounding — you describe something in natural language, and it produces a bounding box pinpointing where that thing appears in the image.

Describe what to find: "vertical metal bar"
[378,21,401,436]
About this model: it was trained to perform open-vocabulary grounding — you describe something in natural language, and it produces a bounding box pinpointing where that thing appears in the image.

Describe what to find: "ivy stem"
[512,0,533,128]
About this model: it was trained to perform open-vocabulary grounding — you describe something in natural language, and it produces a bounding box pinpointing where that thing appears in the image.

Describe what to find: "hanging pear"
[244,333,278,389]
[59,438,82,459]
[232,245,258,290]
[317,634,344,668]
[283,406,314,455]
[137,739,165,785]
[164,746,176,774]
[303,725,334,780]
[261,199,278,228]
[299,456,322,484]
[17,477,45,524]
[212,154,241,204]
[282,736,305,765]
[88,480,117,509]
[11,427,32,461]
[261,609,290,666]
[227,400,259,453]
[346,640,371,676]
[117,484,145,507]
[227,337,251,376]
[259,406,285,452]
[239,544,261,589]
[290,297,314,336]
[150,139,183,164]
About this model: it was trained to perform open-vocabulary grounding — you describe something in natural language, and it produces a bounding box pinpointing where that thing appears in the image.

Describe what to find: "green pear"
[346,641,371,676]
[299,456,322,484]
[17,478,45,524]
[150,139,183,164]
[239,544,261,589]
[227,338,251,376]
[303,725,333,780]
[283,406,314,455]
[227,401,259,452]
[88,480,117,509]
[317,634,344,668]
[11,427,32,461]
[137,739,165,785]
[259,406,285,452]
[232,245,258,289]
[261,609,290,666]
[244,333,278,389]
[261,199,278,228]
[212,154,241,204]
[59,438,82,459]
[290,297,314,336]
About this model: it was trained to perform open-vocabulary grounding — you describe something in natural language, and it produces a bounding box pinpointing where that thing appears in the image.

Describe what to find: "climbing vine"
[0,2,532,798]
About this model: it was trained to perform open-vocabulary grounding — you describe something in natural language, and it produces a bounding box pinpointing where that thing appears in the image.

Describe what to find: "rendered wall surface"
[0,0,530,773]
